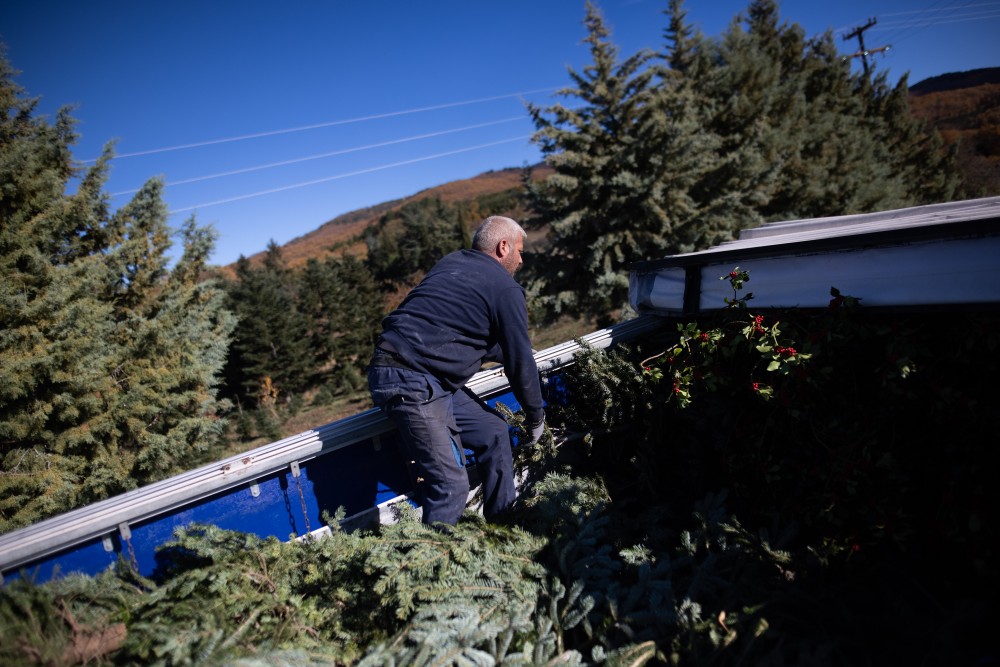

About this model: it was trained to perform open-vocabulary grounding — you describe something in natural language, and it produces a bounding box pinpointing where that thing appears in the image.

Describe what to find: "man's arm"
[494,287,545,429]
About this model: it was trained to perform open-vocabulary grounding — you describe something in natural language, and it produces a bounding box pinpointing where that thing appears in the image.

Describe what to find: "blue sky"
[2,1,998,266]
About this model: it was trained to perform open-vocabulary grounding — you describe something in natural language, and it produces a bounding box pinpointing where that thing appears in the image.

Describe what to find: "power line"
[111,116,526,197]
[871,0,989,47]
[875,8,1000,30]
[876,0,1000,17]
[84,88,557,163]
[833,0,1000,35]
[167,135,533,215]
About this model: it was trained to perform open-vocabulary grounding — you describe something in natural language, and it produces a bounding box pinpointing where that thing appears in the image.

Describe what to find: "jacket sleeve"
[494,286,544,425]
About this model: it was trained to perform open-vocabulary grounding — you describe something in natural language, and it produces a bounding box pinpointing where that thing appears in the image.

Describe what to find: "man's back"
[379,249,532,394]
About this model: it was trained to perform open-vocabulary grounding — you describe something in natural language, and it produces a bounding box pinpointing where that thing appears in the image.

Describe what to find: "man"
[367,215,545,526]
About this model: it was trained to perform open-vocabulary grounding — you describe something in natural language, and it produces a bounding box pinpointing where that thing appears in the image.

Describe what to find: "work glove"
[527,419,546,444]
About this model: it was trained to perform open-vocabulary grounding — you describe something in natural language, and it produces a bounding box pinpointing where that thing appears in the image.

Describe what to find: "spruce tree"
[298,254,382,392]
[397,198,465,278]
[364,197,467,286]
[0,53,236,530]
[223,242,311,406]
[298,258,338,368]
[106,214,236,483]
[525,2,661,321]
[650,0,758,253]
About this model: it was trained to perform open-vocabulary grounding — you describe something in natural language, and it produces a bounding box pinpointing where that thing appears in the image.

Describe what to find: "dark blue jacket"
[378,249,544,425]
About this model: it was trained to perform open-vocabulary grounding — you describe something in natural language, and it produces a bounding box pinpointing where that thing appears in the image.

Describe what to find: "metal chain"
[125,536,139,573]
[283,481,297,533]
[292,463,312,536]
[119,524,140,574]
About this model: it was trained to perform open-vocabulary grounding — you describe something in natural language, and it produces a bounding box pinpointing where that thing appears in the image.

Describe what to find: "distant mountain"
[909,68,1000,197]
[230,165,552,271]
[909,67,1000,97]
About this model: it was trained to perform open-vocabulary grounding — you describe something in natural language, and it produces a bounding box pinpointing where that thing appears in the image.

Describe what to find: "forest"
[1,0,994,664]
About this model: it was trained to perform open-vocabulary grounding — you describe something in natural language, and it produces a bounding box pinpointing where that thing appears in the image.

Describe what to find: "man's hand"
[527,419,546,444]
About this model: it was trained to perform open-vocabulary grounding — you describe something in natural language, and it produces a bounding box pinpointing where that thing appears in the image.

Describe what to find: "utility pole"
[842,17,889,78]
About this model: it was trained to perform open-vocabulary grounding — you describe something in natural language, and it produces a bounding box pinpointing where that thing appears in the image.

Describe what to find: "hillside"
[232,164,553,271]
[909,67,1000,197]
[909,67,1000,96]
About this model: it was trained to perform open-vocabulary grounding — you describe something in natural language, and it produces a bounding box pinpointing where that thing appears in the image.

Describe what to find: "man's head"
[472,215,526,276]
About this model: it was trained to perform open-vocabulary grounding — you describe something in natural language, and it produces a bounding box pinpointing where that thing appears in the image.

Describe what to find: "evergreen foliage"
[221,242,383,431]
[297,254,382,393]
[862,72,960,204]
[223,243,312,406]
[0,53,236,531]
[364,197,475,287]
[687,0,958,222]
[0,570,137,665]
[539,283,996,665]
[524,0,959,320]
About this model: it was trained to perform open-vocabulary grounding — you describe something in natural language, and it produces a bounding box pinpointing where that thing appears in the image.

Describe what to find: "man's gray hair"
[472,216,526,252]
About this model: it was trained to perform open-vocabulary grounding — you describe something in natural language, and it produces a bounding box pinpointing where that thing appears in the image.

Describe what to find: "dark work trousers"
[368,363,515,526]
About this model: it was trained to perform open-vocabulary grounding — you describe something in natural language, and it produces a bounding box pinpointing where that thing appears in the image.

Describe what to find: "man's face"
[501,236,524,276]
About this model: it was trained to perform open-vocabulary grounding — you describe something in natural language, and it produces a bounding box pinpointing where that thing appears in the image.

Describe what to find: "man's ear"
[497,238,508,259]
